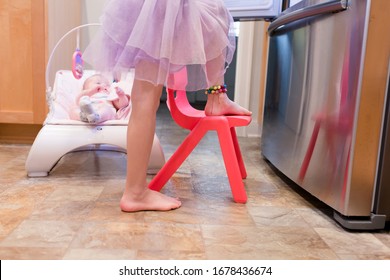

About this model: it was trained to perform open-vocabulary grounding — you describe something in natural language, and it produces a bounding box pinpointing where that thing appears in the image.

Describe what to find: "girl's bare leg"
[120,79,181,212]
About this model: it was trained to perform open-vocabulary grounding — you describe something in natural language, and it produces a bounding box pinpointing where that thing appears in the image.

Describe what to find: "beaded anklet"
[204,84,227,95]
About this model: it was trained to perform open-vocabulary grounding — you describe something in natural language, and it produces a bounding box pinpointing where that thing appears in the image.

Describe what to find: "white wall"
[81,0,106,24]
[46,0,106,87]
[47,0,81,89]
[235,21,268,138]
[80,0,107,50]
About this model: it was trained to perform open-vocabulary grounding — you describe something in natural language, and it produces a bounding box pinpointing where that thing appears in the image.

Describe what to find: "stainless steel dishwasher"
[262,0,390,229]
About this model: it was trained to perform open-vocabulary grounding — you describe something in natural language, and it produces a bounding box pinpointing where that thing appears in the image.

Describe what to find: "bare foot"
[120,188,181,212]
[204,93,252,116]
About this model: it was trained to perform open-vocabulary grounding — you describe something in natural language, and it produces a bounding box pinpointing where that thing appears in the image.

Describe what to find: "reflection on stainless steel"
[262,0,390,229]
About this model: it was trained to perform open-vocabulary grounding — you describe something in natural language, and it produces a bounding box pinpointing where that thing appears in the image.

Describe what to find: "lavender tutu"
[83,0,236,91]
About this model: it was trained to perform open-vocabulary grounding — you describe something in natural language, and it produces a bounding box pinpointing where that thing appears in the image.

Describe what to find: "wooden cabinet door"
[0,0,47,124]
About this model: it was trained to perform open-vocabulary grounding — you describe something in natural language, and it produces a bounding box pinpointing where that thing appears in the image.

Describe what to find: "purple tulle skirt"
[83,0,236,91]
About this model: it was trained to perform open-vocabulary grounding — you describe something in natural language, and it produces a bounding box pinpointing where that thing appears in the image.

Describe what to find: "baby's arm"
[76,84,107,104]
[112,86,130,109]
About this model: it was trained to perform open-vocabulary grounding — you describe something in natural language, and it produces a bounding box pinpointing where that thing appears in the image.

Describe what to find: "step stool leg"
[230,127,247,179]
[217,126,247,203]
[149,124,207,191]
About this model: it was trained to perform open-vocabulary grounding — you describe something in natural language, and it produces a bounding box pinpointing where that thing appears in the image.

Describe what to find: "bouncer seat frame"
[25,23,165,177]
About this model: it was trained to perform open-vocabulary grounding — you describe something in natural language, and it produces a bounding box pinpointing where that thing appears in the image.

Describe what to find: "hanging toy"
[72,29,83,79]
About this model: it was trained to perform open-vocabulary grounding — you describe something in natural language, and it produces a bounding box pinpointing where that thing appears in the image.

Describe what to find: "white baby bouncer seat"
[25,24,165,177]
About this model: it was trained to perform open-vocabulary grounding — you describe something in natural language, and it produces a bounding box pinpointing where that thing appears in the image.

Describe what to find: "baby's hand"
[112,86,130,109]
[115,86,125,96]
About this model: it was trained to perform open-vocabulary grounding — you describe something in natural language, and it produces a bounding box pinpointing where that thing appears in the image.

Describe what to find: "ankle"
[204,84,227,95]
[123,183,148,198]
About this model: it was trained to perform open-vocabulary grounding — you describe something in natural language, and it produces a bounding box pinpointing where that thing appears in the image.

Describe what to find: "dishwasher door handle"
[268,0,348,36]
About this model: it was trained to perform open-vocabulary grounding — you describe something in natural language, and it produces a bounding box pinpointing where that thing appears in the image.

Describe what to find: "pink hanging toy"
[72,29,83,79]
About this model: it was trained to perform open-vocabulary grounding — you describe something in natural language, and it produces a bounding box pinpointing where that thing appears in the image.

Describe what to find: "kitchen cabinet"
[0,0,81,143]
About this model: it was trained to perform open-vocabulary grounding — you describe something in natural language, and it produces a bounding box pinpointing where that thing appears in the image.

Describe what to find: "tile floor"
[0,104,389,260]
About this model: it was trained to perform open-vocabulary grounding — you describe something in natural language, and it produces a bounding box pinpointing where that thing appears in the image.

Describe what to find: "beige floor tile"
[45,185,104,202]
[0,247,67,260]
[0,184,55,239]
[373,230,390,247]
[86,201,145,223]
[204,244,339,260]
[202,224,338,260]
[314,227,390,256]
[30,200,95,221]
[0,104,388,261]
[63,248,137,260]
[0,220,82,248]
[70,221,205,252]
[295,207,339,229]
[248,206,312,227]
[337,254,390,260]
[137,250,206,260]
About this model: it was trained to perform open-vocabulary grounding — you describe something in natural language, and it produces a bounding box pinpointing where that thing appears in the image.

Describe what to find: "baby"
[76,74,130,123]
